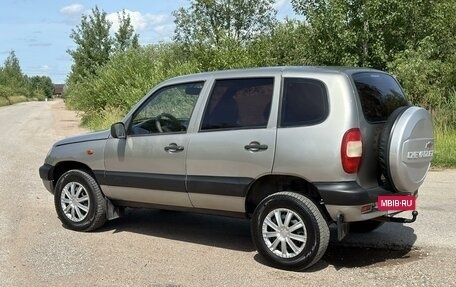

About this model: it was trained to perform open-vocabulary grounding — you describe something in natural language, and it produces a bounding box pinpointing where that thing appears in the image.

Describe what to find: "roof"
[165,66,382,84]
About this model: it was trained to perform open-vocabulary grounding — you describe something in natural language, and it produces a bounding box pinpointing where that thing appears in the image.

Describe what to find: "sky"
[0,0,297,84]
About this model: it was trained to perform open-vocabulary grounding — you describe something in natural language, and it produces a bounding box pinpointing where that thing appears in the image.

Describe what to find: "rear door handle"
[244,141,268,152]
[164,143,184,153]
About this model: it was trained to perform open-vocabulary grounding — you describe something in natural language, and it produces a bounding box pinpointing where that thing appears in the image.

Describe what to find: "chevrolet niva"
[40,67,434,270]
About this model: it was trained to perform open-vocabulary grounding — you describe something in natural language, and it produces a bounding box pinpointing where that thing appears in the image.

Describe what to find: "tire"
[378,106,409,192]
[54,169,107,231]
[350,220,384,233]
[378,106,434,193]
[251,192,329,271]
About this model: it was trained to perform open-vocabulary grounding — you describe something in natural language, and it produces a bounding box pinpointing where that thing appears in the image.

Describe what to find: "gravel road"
[0,100,455,286]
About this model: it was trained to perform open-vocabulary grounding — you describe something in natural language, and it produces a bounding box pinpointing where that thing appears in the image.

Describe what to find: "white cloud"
[40,65,50,71]
[60,4,84,15]
[107,10,167,33]
[154,24,173,34]
[60,4,86,25]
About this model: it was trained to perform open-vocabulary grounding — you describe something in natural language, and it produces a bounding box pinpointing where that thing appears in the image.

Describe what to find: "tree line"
[64,0,456,131]
[0,51,54,105]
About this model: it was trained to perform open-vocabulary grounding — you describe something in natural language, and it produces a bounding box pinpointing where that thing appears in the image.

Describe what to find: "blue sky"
[0,0,296,84]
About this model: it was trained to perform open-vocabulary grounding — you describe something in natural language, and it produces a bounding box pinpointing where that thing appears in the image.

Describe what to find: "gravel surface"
[0,100,455,286]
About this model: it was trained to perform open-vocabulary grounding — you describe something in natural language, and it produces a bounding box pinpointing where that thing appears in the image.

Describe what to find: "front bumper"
[315,181,418,222]
[39,164,54,194]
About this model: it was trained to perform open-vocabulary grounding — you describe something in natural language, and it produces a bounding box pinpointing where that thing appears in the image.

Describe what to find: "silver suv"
[39,67,434,270]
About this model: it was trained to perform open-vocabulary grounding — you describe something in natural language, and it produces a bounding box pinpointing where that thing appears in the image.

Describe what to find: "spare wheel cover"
[379,106,434,193]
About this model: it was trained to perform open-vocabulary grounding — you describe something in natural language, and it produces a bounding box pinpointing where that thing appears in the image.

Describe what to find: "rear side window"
[280,78,328,127]
[353,72,408,122]
[201,78,273,131]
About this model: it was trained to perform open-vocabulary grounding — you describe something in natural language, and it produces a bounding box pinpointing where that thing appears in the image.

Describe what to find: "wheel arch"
[52,161,97,189]
[245,174,331,221]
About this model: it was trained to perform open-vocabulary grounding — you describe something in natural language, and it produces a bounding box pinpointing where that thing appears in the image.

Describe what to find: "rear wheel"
[54,169,107,231]
[251,192,329,270]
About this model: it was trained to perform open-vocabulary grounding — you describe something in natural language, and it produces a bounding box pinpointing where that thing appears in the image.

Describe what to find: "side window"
[280,78,328,127]
[130,82,204,135]
[201,78,274,131]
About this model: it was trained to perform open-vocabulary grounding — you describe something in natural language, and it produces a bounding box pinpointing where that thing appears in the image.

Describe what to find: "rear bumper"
[315,181,418,222]
[39,164,54,194]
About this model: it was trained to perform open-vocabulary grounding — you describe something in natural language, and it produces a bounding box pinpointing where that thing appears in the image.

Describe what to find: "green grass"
[432,127,456,168]
[9,95,28,104]
[80,106,125,131]
[0,97,8,107]
[0,95,28,107]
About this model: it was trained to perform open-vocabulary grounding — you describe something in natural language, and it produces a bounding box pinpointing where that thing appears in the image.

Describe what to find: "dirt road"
[0,100,455,286]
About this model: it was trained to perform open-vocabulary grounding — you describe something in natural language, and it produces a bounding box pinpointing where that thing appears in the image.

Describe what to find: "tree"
[67,6,113,82]
[173,0,277,47]
[250,20,312,66]
[173,0,277,71]
[388,0,456,112]
[0,51,25,89]
[114,10,140,52]
[290,0,434,68]
[29,76,54,98]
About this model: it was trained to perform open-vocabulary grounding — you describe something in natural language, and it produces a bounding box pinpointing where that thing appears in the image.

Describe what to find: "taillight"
[341,128,362,173]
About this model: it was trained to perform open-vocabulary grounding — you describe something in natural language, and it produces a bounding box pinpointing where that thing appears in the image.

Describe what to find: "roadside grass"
[80,106,125,131]
[0,96,28,107]
[433,127,456,168]
[0,97,8,106]
[9,95,28,104]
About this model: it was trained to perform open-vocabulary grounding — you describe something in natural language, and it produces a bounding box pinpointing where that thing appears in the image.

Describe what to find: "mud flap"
[337,213,349,241]
[106,198,121,220]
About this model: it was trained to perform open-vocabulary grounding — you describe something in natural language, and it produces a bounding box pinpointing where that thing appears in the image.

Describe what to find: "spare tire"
[379,106,434,193]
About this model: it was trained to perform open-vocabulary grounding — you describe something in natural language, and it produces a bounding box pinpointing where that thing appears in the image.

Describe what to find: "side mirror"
[110,122,126,139]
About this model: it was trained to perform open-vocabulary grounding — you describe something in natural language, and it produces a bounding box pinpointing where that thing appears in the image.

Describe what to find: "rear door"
[351,72,409,188]
[186,76,280,213]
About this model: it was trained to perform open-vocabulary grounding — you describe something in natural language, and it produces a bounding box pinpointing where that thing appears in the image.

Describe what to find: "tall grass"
[0,95,28,107]
[431,97,456,168]
[433,128,456,167]
[80,106,125,131]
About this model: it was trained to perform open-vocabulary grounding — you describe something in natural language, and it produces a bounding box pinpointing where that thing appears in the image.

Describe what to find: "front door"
[103,81,204,207]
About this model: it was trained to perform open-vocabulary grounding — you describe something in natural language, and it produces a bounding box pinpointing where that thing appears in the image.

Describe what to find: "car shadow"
[98,208,255,252]
[324,222,420,270]
[98,208,420,270]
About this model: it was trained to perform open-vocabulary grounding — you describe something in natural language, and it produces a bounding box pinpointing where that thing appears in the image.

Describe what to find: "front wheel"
[54,169,107,231]
[251,192,329,270]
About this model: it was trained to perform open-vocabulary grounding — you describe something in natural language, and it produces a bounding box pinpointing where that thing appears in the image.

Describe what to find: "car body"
[39,66,434,270]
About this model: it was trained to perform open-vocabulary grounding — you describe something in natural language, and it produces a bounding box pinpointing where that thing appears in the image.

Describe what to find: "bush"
[0,84,14,100]
[65,44,200,129]
[80,106,125,130]
[0,85,28,106]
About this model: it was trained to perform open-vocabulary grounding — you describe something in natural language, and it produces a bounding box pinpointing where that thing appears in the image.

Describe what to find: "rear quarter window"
[353,72,408,122]
[280,78,328,127]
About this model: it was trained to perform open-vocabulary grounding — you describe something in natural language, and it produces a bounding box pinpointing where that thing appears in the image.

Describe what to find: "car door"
[102,81,205,207]
[186,76,280,213]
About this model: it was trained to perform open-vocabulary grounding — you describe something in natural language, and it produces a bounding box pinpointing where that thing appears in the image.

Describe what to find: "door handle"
[244,141,268,152]
[164,143,184,153]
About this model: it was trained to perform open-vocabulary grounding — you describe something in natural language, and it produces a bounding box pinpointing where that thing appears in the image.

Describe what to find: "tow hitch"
[376,210,418,224]
[336,211,418,241]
